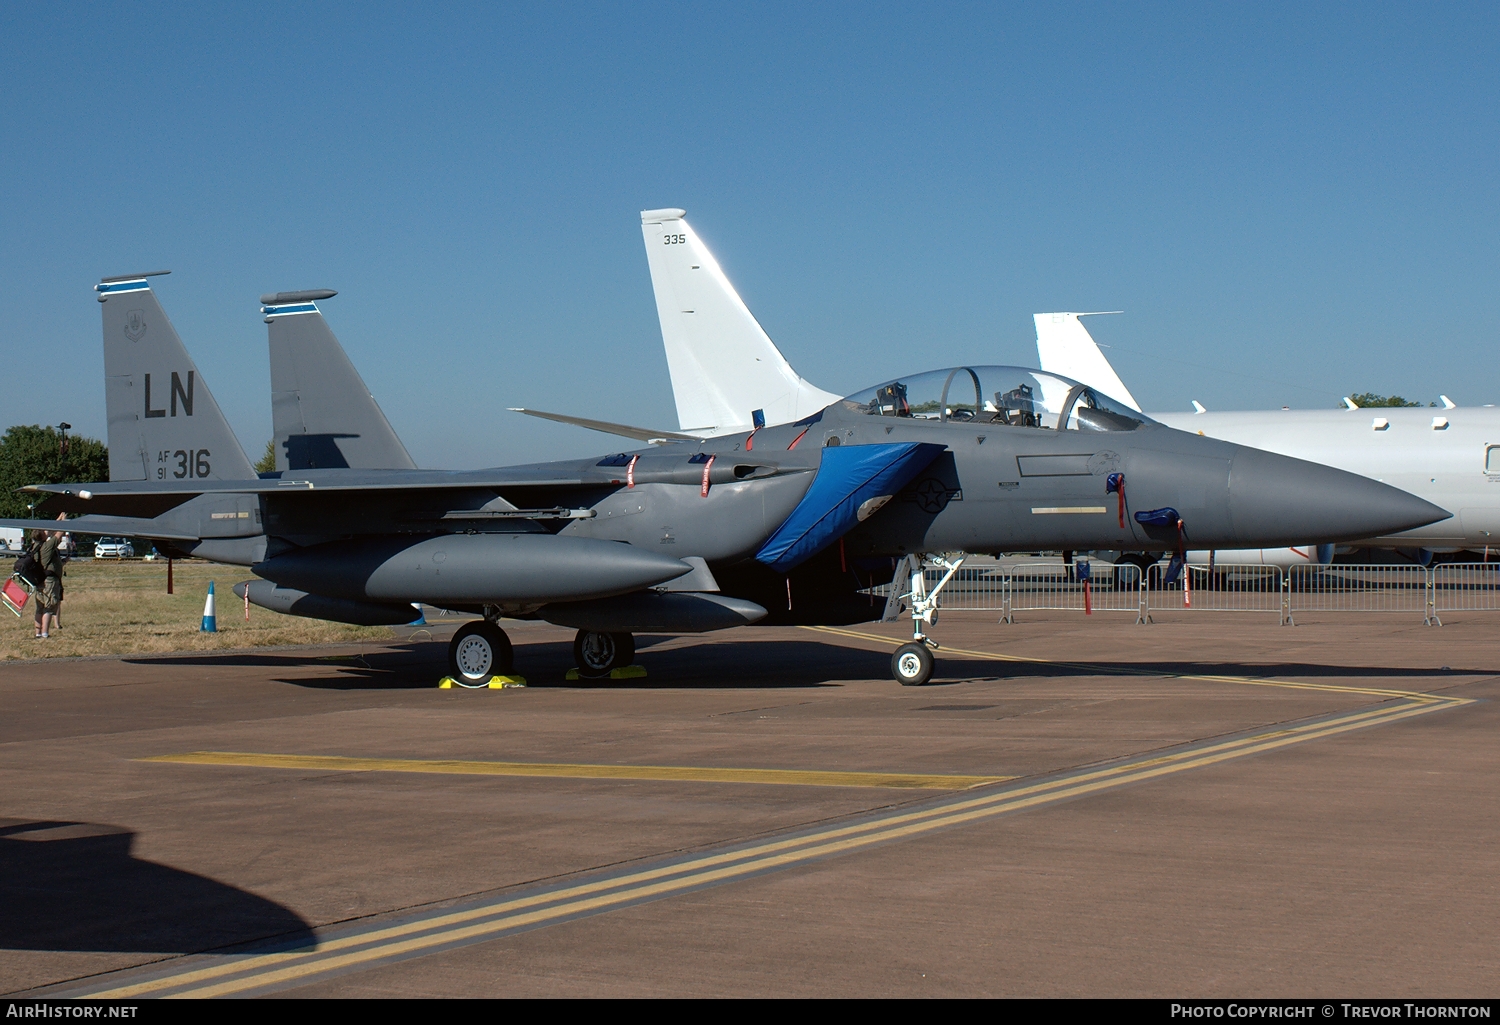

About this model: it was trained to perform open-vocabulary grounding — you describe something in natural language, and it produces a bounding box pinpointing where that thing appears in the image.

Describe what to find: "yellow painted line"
[803,625,1463,703]
[140,751,1007,791]
[1030,506,1108,514]
[88,689,1464,999]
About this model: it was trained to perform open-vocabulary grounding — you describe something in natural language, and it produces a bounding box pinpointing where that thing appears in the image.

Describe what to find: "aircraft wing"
[22,455,814,519]
[21,470,585,516]
[509,408,706,443]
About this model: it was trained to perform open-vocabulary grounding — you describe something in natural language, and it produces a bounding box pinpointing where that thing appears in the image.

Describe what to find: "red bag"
[2,577,30,617]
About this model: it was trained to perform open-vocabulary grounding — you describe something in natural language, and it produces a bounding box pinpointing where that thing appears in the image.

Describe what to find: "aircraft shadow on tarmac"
[122,639,1486,691]
[0,819,314,955]
[269,638,881,690]
[127,638,887,689]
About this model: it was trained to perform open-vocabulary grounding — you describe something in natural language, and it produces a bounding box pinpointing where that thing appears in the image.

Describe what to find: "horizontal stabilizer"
[0,516,200,542]
[510,408,704,443]
[756,442,945,572]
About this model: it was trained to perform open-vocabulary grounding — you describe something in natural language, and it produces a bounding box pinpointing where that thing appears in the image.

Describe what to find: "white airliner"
[1034,313,1500,562]
[630,209,1486,566]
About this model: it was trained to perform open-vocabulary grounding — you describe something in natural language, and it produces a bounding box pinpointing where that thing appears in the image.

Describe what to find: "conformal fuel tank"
[254,534,694,605]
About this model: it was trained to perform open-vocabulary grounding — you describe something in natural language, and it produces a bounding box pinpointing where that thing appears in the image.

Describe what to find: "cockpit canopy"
[840,366,1154,432]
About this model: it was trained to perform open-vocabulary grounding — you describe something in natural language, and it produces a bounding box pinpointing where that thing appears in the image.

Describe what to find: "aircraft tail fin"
[262,291,417,471]
[1033,312,1142,412]
[640,208,840,433]
[97,273,256,482]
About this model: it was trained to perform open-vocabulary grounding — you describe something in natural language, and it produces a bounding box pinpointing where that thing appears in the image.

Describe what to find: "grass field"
[3,559,394,661]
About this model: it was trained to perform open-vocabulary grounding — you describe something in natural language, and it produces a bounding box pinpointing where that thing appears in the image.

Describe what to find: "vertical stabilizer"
[641,208,840,433]
[97,273,255,482]
[262,291,417,471]
[1033,312,1142,412]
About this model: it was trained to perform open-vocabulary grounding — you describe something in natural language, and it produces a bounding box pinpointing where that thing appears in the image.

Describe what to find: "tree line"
[0,426,109,520]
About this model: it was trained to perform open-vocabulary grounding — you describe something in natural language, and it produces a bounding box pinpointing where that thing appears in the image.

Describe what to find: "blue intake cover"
[755,442,946,572]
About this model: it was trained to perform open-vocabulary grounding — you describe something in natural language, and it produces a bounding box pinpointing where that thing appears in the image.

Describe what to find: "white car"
[93,537,134,559]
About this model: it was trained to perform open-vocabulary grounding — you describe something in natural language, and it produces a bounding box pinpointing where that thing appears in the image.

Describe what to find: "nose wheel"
[892,643,934,686]
[573,629,636,679]
[448,621,514,687]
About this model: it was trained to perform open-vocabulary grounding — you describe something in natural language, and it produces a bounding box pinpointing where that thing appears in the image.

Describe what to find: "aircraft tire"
[449,621,514,686]
[891,643,934,686]
[573,629,634,679]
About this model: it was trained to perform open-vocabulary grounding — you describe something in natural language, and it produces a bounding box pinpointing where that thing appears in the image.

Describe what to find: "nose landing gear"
[885,553,965,685]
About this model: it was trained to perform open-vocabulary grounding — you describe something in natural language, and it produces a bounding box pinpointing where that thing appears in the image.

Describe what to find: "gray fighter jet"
[24,276,1450,684]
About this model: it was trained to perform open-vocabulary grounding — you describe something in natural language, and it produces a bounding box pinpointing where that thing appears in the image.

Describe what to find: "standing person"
[32,524,64,639]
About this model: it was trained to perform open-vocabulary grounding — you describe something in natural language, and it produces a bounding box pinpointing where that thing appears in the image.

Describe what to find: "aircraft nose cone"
[1227,446,1450,544]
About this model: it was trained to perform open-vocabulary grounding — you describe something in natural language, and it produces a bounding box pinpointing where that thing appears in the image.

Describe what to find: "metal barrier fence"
[1171,565,1286,616]
[1432,564,1500,615]
[875,561,1150,622]
[871,558,1500,625]
[1284,565,1433,623]
[997,562,1146,621]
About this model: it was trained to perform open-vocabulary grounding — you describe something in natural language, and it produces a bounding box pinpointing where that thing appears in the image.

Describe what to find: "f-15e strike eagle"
[9,262,1448,685]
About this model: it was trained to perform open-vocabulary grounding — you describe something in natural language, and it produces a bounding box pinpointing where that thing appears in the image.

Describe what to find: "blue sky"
[3,3,1496,468]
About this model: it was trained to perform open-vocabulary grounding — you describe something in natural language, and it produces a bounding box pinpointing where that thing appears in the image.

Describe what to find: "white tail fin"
[640,208,840,433]
[1032,312,1142,412]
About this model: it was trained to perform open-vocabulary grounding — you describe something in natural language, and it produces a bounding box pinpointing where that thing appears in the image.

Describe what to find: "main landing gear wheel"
[892,642,934,686]
[573,629,635,679]
[448,621,514,687]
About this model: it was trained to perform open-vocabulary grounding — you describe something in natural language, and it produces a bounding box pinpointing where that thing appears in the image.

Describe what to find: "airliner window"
[1487,446,1500,475]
